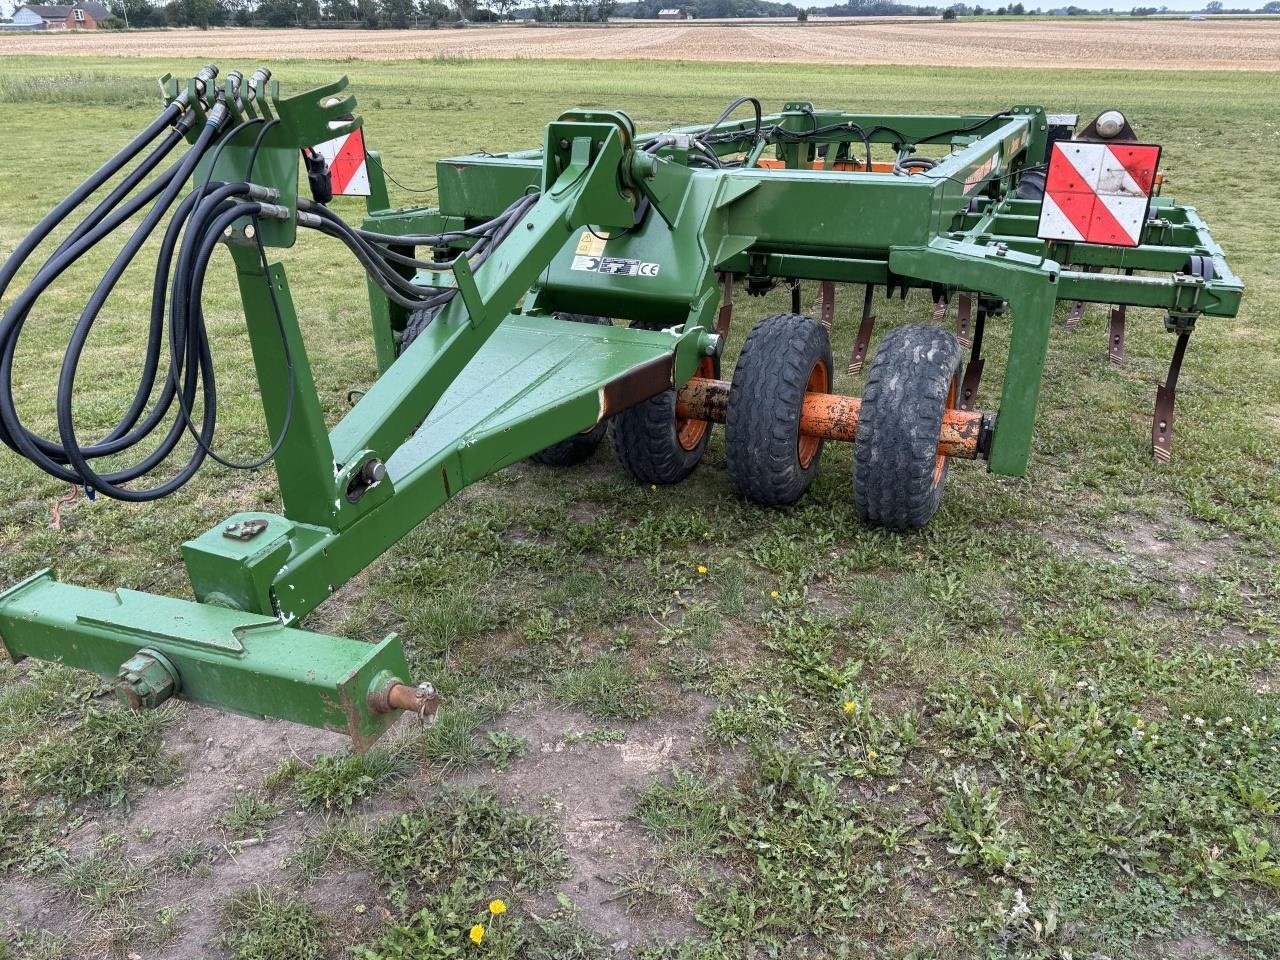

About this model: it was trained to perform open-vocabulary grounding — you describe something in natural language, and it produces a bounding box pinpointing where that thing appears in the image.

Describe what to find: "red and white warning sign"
[1037,140,1160,247]
[313,127,371,197]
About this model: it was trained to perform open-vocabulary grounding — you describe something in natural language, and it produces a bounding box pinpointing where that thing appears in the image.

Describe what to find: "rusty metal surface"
[956,293,973,348]
[677,377,984,459]
[960,304,988,413]
[717,272,734,339]
[1152,332,1189,463]
[600,353,674,420]
[960,358,985,413]
[819,280,836,332]
[1108,302,1128,365]
[1108,267,1134,364]
[369,680,440,720]
[849,284,876,374]
[222,518,268,541]
[675,376,730,425]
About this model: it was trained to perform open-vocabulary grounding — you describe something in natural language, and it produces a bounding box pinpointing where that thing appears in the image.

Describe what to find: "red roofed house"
[2,3,112,29]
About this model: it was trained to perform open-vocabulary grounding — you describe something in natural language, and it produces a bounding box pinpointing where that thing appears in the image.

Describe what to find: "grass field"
[0,53,1278,960]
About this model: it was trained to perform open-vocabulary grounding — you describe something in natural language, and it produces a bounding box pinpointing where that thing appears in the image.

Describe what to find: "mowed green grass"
[1,55,1279,960]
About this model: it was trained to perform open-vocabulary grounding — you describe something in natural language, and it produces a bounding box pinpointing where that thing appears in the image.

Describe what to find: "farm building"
[1,3,111,29]
[657,8,690,19]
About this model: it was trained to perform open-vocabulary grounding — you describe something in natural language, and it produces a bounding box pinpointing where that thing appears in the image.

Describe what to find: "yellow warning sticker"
[575,230,608,257]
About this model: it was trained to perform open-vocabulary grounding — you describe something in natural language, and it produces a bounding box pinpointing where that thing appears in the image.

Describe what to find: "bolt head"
[114,651,177,711]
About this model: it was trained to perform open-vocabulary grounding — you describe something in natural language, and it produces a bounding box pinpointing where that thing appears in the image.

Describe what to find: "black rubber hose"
[0,101,183,302]
[0,116,222,471]
[53,125,190,259]
[6,113,226,493]
[50,193,249,499]
[304,213,441,308]
[49,114,227,496]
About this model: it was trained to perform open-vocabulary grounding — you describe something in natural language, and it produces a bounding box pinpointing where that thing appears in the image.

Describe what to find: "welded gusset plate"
[0,570,412,749]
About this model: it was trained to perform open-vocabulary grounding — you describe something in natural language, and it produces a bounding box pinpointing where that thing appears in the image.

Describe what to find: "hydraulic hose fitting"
[173,107,197,136]
[256,202,291,222]
[192,63,218,107]
[226,70,244,111]
[246,184,281,202]
[247,67,272,104]
[205,99,230,132]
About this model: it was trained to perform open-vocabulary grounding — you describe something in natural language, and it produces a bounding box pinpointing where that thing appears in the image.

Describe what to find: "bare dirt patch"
[477,701,713,949]
[2,20,1278,70]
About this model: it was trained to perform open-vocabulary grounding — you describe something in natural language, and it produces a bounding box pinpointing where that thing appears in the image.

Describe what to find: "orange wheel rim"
[676,356,717,451]
[933,373,959,487]
[797,359,828,469]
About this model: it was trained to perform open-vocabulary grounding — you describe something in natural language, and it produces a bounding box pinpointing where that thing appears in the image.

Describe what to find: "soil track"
[2,19,1278,70]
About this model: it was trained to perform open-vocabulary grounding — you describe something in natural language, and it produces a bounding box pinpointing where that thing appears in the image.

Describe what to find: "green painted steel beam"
[0,571,412,749]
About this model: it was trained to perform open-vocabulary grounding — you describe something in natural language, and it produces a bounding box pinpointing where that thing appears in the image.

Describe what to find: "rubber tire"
[853,323,963,531]
[610,321,716,485]
[725,313,833,507]
[1015,169,1047,201]
[530,313,614,467]
[396,305,441,356]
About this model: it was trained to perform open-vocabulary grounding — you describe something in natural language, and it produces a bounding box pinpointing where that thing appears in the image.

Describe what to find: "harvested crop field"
[1,48,1279,960]
[1,19,1279,70]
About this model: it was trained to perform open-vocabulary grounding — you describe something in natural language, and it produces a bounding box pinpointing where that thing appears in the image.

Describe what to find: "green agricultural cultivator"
[0,68,1243,745]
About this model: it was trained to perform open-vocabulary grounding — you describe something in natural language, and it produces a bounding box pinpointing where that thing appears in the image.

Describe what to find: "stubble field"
[1,18,1279,70]
[0,39,1278,960]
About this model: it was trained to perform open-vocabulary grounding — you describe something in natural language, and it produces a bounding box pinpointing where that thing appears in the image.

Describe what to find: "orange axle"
[675,377,985,460]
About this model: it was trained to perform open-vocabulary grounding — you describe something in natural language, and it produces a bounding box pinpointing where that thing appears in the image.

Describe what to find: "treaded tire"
[530,313,614,467]
[610,321,717,485]
[854,323,963,530]
[396,305,441,356]
[1015,169,1047,201]
[725,313,833,507]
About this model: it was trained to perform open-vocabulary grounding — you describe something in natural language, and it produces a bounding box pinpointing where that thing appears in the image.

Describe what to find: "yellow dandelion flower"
[770,590,780,599]
[469,923,485,944]
[842,700,858,715]
[867,749,878,760]
[489,899,507,916]
[650,484,657,491]
[697,565,708,575]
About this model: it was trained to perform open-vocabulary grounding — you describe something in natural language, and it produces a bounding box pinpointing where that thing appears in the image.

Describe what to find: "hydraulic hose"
[0,98,234,499]
[0,73,540,502]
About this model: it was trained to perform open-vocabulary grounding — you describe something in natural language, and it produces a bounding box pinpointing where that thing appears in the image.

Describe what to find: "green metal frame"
[0,74,1243,746]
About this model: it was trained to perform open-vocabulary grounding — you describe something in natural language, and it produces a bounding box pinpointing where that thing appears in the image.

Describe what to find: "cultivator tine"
[1152,333,1189,463]
[818,280,836,332]
[717,272,734,338]
[790,279,802,314]
[1107,270,1133,365]
[956,293,973,348]
[1108,303,1128,364]
[932,296,948,326]
[958,306,987,412]
[1065,299,1086,330]
[848,284,876,374]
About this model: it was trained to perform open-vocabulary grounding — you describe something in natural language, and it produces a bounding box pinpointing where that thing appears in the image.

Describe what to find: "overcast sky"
[791,0,1261,9]
[811,1,1234,8]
